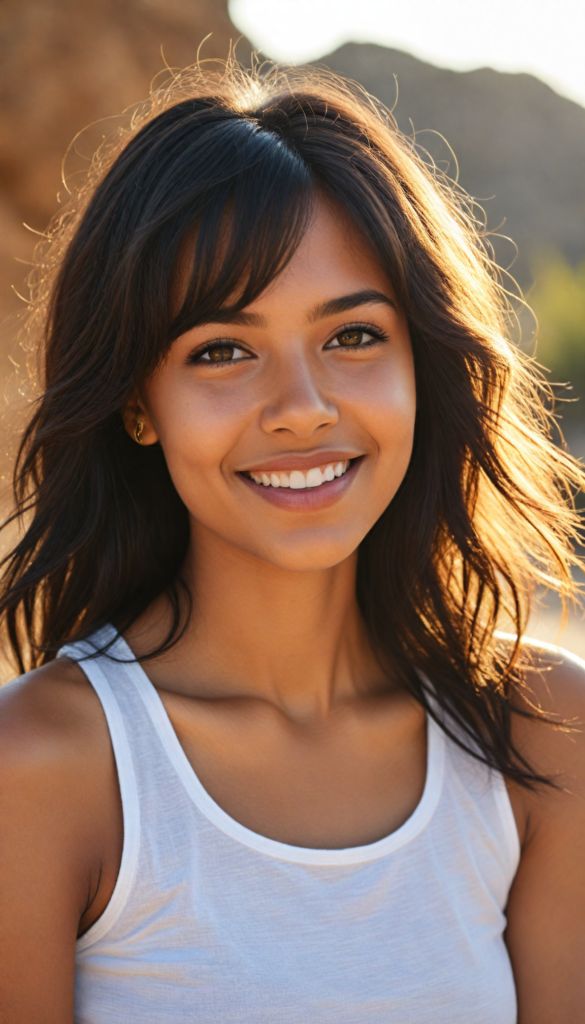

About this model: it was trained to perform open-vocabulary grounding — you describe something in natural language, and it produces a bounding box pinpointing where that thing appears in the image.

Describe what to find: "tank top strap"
[418,670,520,878]
[59,626,142,950]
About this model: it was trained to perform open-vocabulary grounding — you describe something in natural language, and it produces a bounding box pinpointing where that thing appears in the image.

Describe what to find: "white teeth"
[247,460,351,490]
[289,470,307,489]
[306,467,323,488]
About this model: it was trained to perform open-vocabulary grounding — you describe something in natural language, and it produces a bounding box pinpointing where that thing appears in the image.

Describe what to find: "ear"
[122,395,159,446]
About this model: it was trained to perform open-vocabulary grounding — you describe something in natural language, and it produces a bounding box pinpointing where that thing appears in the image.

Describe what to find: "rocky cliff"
[0,0,249,323]
[322,43,585,284]
[1,16,584,322]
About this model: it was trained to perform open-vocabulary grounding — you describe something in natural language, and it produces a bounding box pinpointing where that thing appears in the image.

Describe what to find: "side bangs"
[8,66,585,787]
[168,125,315,342]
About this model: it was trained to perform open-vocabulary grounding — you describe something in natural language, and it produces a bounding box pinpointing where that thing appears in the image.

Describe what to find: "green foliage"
[530,251,585,420]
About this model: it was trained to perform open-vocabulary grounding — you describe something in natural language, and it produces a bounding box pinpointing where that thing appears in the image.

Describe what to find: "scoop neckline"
[113,629,446,866]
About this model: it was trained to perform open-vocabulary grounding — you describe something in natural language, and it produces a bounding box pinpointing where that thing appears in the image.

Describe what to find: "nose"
[259,357,339,438]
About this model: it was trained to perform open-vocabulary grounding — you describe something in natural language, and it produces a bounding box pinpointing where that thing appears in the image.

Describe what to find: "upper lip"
[240,450,362,473]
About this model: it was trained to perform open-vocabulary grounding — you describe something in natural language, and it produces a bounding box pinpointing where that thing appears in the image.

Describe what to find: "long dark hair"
[2,61,584,785]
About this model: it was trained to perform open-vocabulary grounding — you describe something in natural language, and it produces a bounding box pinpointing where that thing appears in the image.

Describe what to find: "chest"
[162,693,428,849]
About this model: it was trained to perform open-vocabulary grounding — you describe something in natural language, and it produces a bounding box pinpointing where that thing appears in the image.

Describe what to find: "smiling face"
[128,199,416,573]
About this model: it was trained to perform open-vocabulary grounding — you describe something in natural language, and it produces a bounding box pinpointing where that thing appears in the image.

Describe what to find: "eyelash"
[188,322,389,366]
[324,322,389,350]
[188,341,252,366]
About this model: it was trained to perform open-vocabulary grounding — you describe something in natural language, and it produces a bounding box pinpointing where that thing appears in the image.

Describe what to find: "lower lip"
[238,458,363,511]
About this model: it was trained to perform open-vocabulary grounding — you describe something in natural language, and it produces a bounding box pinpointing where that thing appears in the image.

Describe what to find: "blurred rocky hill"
[1,18,584,340]
[0,0,249,326]
[323,43,585,285]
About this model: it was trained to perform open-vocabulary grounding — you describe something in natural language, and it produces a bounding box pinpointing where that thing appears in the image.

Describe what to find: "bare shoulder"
[0,656,119,866]
[0,655,110,776]
[513,637,585,779]
[519,637,585,714]
[500,635,585,841]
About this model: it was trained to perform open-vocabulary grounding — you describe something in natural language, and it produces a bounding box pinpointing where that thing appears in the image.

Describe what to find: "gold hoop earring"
[134,419,144,444]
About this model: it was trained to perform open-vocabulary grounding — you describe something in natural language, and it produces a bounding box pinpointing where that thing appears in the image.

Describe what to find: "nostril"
[260,391,339,437]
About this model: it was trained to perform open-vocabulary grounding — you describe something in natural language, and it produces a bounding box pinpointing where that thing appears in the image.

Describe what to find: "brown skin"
[1,201,585,1021]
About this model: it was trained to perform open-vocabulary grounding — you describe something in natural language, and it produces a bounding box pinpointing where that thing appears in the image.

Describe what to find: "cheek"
[146,375,250,498]
[352,352,417,475]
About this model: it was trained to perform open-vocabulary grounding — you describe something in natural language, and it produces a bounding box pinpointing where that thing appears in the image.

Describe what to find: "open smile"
[248,459,350,490]
[238,457,362,510]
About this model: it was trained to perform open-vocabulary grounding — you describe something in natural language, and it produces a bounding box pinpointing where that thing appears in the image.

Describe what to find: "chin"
[249,532,361,574]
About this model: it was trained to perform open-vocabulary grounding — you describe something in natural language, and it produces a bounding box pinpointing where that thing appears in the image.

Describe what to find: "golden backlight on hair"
[2,57,584,785]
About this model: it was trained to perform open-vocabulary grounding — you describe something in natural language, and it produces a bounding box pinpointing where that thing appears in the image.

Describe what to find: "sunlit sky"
[229,0,585,108]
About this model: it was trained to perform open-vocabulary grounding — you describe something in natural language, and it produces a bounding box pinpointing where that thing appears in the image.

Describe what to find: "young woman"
[1,63,584,1024]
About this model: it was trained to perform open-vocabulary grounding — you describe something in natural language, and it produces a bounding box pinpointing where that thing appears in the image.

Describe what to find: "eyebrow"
[203,308,266,328]
[308,290,396,322]
[204,289,396,330]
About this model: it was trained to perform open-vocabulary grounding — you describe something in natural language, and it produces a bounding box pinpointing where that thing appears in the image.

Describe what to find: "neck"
[138,522,383,721]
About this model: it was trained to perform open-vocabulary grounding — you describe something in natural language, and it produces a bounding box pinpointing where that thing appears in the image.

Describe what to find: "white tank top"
[61,626,520,1024]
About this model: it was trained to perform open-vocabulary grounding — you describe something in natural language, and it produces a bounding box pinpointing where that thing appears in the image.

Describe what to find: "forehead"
[247,199,394,315]
[171,192,398,340]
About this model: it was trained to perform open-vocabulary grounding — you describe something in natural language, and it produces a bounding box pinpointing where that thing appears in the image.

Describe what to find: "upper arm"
[0,662,121,1023]
[505,644,585,1024]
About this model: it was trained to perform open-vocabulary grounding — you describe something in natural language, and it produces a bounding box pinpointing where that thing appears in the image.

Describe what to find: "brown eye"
[208,345,236,362]
[337,330,364,347]
[196,343,250,364]
[326,327,385,351]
